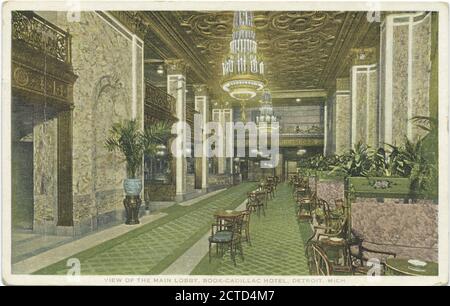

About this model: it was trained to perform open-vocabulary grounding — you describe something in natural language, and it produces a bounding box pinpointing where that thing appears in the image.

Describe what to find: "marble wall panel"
[392,25,410,145]
[411,14,432,142]
[354,72,367,145]
[335,93,351,154]
[33,118,58,229]
[367,70,379,148]
[352,201,438,262]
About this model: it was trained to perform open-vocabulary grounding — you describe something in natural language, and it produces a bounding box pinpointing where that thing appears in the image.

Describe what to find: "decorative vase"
[123,178,142,196]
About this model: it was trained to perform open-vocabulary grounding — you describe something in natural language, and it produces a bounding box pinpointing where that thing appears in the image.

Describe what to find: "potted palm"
[106,119,171,224]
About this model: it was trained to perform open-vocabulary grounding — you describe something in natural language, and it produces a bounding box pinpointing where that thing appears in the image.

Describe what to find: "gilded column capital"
[165,59,187,75]
[349,47,377,66]
[193,84,208,96]
[336,78,350,91]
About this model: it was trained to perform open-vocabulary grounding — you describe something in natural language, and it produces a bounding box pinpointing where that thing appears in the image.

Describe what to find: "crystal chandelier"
[256,89,279,132]
[221,11,266,101]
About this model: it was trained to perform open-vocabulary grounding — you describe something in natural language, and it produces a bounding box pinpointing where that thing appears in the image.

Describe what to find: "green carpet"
[35,183,255,275]
[191,183,312,275]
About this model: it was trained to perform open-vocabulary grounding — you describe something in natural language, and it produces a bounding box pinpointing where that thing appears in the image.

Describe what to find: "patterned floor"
[35,183,255,275]
[191,183,312,275]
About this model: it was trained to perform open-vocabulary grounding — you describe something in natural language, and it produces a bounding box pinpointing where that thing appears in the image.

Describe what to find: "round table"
[385,258,438,276]
[214,210,242,223]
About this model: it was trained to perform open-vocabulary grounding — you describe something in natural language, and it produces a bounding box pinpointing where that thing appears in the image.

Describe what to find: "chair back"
[241,210,251,224]
[309,242,332,275]
[231,214,244,240]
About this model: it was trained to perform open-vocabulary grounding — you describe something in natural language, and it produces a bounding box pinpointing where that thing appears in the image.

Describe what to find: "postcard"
[1,0,448,288]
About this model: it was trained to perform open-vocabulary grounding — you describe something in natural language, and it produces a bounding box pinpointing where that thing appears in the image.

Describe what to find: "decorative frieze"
[12,63,72,105]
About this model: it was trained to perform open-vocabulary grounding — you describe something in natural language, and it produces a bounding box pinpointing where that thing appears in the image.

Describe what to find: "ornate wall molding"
[11,11,77,109]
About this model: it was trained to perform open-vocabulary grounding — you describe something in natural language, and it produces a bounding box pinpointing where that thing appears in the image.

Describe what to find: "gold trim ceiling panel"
[114,11,380,98]
[174,11,346,91]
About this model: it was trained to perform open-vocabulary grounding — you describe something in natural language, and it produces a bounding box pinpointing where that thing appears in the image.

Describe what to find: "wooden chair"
[306,210,349,247]
[246,191,265,217]
[259,182,274,200]
[209,214,244,266]
[347,231,397,275]
[240,210,252,245]
[306,221,397,275]
[306,241,332,276]
[293,178,309,199]
[297,191,317,221]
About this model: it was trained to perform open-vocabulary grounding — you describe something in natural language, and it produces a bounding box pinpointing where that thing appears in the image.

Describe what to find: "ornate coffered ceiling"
[112,11,380,101]
[175,11,346,91]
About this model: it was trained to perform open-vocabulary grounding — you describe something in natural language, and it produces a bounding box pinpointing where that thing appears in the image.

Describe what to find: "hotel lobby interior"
[9,10,439,277]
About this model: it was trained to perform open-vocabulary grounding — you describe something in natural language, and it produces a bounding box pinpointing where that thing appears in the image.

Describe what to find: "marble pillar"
[193,84,209,191]
[166,59,187,201]
[223,108,233,174]
[380,12,432,146]
[323,100,329,155]
[324,94,336,155]
[349,48,379,148]
[334,78,352,154]
[211,108,233,175]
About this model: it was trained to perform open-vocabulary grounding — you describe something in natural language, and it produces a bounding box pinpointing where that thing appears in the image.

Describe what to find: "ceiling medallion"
[221,11,266,102]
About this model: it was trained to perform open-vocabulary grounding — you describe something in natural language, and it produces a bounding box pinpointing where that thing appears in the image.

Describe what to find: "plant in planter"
[330,142,372,177]
[106,119,144,195]
[105,119,171,224]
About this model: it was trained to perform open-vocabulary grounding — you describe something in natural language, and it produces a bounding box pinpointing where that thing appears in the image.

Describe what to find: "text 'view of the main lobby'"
[9,10,439,278]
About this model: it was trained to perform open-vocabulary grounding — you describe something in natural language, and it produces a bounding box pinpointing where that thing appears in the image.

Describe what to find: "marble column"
[324,94,335,155]
[166,59,187,201]
[334,78,352,154]
[211,107,233,175]
[323,100,329,155]
[349,47,379,148]
[193,84,209,191]
[380,12,432,146]
[223,108,233,175]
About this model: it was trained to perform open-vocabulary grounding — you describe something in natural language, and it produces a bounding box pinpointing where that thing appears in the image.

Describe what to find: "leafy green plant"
[105,119,144,178]
[330,142,372,177]
[369,147,388,176]
[411,116,438,198]
[105,119,171,178]
[142,121,172,156]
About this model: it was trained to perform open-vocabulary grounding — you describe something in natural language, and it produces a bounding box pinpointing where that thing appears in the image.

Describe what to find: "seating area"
[208,176,279,265]
[290,174,438,276]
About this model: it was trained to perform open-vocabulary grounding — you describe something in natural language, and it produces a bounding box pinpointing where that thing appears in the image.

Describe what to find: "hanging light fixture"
[156,64,164,75]
[256,89,279,133]
[221,11,266,102]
